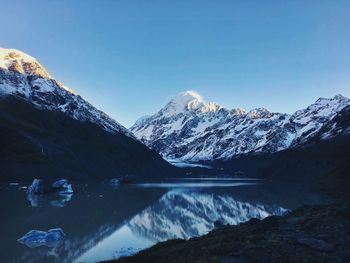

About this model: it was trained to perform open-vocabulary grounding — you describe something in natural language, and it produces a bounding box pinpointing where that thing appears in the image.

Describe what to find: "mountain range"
[0,48,175,181]
[1,47,350,182]
[131,91,350,162]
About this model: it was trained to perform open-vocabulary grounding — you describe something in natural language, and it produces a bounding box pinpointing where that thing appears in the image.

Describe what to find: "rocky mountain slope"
[0,48,132,136]
[131,91,350,162]
[0,48,175,181]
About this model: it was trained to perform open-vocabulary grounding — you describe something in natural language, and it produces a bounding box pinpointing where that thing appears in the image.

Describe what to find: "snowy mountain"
[0,48,133,137]
[0,48,175,181]
[131,91,350,162]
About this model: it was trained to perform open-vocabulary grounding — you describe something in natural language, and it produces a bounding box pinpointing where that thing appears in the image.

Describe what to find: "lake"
[0,178,326,263]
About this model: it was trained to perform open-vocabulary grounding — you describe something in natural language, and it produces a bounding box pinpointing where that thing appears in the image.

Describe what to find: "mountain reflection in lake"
[0,179,326,263]
[129,190,287,241]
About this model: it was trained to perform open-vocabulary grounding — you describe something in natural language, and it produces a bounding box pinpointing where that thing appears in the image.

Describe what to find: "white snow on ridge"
[0,47,134,138]
[131,91,350,161]
[160,90,205,116]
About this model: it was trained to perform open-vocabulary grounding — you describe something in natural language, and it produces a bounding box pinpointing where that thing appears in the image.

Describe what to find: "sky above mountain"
[1,0,350,127]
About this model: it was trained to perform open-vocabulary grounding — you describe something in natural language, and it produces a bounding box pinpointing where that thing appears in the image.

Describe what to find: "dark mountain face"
[0,97,176,182]
[0,48,177,182]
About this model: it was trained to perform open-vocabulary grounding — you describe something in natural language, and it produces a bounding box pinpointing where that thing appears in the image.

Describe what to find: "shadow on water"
[0,178,326,263]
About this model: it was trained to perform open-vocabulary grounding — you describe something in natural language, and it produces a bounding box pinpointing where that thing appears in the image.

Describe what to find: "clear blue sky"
[1,0,350,127]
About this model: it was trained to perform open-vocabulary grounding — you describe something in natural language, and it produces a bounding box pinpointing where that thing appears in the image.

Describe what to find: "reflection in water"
[76,189,287,262]
[1,180,324,263]
[27,191,73,208]
[129,190,287,241]
[50,194,73,208]
[136,182,257,188]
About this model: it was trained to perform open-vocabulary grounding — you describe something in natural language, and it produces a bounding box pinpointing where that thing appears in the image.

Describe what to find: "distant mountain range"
[0,48,174,181]
[1,47,349,182]
[131,91,350,162]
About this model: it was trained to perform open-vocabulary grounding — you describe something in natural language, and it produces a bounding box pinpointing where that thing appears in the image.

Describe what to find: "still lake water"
[0,178,325,263]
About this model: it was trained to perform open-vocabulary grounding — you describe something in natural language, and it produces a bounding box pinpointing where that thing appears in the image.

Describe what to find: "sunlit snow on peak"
[161,90,205,116]
[0,47,52,79]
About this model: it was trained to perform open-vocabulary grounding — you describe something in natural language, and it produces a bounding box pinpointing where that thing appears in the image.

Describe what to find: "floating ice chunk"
[26,179,73,207]
[52,179,74,194]
[27,179,45,195]
[52,179,68,188]
[17,228,65,248]
[26,179,45,207]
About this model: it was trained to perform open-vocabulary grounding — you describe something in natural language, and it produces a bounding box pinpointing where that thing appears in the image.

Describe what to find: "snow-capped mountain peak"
[160,90,205,116]
[0,47,133,137]
[197,102,222,113]
[289,94,350,144]
[160,90,227,117]
[231,108,246,115]
[0,48,51,79]
[131,91,350,161]
[333,94,348,101]
[246,107,272,119]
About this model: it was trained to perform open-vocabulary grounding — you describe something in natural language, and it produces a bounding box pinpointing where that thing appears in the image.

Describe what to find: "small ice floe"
[9,182,19,186]
[52,179,73,194]
[99,195,103,198]
[27,179,45,195]
[26,179,74,207]
[113,247,141,259]
[26,179,45,207]
[17,228,65,248]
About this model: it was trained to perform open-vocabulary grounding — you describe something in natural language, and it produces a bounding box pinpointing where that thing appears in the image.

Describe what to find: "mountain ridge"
[0,47,133,137]
[131,91,350,162]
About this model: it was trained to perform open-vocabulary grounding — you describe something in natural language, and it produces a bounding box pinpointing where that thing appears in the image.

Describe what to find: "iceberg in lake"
[26,179,44,207]
[17,228,65,248]
[26,178,73,207]
[52,179,74,194]
[27,179,45,195]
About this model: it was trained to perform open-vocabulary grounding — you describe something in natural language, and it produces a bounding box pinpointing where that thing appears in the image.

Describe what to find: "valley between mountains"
[1,47,349,180]
[1,47,350,263]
